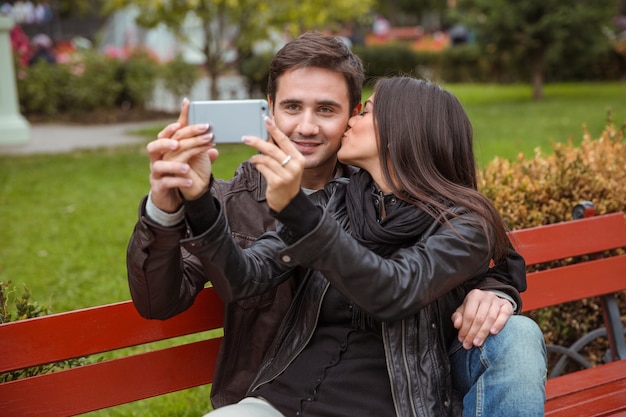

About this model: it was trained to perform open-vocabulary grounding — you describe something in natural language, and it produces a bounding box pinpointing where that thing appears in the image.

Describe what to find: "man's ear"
[352,102,362,116]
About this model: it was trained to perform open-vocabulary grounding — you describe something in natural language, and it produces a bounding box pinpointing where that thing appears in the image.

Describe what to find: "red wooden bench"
[515,210,626,416]
[1,211,625,416]
[0,287,223,416]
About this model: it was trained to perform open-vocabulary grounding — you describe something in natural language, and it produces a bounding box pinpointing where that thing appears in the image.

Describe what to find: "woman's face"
[337,94,380,174]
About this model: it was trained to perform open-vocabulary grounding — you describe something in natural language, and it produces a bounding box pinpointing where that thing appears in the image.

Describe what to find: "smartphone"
[188,99,269,143]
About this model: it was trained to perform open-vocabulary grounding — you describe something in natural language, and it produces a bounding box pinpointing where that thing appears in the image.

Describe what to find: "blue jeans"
[450,315,547,417]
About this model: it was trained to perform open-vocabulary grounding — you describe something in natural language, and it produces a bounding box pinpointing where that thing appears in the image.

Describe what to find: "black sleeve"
[272,190,323,244]
[184,189,219,236]
[488,243,527,292]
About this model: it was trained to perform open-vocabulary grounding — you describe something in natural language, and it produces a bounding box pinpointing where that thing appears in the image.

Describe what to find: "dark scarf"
[344,170,438,329]
[346,170,436,257]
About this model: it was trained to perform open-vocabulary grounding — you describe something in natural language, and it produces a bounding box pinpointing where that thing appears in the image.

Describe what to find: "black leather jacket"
[175,177,522,417]
[127,162,524,414]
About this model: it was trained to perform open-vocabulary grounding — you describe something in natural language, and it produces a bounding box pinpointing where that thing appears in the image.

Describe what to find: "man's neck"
[300,162,340,191]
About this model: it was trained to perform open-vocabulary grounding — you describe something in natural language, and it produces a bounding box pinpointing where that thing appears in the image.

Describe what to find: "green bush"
[479,116,626,227]
[0,281,95,382]
[64,51,123,112]
[117,48,160,110]
[239,52,273,97]
[0,281,51,323]
[160,54,202,104]
[438,44,487,82]
[353,44,425,81]
[16,60,70,116]
[353,44,513,83]
[351,42,624,84]
[478,116,626,372]
[15,49,162,118]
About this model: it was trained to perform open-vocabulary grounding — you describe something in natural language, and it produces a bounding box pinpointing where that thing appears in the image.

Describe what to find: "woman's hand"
[242,117,305,212]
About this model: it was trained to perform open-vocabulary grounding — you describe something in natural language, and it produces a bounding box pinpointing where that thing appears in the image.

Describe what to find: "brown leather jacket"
[127,161,351,408]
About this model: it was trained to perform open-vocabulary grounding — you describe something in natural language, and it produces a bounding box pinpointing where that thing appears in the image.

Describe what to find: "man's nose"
[296,112,320,136]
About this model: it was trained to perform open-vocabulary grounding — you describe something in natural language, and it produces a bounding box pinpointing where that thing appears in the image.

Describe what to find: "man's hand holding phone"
[146,98,219,212]
[147,98,269,211]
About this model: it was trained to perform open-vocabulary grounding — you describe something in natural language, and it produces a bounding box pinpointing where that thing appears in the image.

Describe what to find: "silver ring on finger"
[280,155,292,167]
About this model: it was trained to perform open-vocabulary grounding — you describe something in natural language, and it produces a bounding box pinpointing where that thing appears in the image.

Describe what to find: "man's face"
[269,67,355,172]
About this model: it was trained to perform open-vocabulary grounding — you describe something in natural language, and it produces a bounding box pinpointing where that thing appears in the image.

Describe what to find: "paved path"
[0,120,169,155]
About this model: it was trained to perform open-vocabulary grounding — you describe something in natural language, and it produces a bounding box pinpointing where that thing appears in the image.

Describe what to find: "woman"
[185,77,545,416]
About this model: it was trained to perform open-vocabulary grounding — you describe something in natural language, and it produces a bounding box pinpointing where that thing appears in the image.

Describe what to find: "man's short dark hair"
[267,31,364,112]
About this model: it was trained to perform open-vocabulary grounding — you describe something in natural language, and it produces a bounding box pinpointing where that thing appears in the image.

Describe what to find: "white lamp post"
[0,15,30,145]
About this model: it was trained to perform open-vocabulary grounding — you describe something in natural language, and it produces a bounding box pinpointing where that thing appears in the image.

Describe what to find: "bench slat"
[510,212,626,265]
[546,357,626,417]
[521,254,626,311]
[0,337,221,417]
[546,358,626,400]
[547,381,626,417]
[0,287,223,373]
[546,360,626,416]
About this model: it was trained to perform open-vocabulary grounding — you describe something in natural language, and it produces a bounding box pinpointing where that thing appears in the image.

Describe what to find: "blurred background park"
[1,0,626,415]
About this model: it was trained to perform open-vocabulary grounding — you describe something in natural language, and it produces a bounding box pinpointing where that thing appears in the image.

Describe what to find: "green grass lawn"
[132,82,626,167]
[0,81,624,416]
[444,82,625,166]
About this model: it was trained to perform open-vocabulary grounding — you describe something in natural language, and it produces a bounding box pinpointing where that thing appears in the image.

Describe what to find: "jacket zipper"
[382,320,419,417]
[250,282,330,392]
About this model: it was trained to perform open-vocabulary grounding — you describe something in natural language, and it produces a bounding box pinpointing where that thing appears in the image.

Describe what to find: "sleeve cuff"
[146,191,185,227]
[273,190,323,243]
[490,289,518,313]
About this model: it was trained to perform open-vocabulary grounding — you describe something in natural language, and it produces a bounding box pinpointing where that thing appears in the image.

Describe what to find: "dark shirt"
[253,282,395,417]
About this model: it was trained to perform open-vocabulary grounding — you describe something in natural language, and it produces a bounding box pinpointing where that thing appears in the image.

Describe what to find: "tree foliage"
[375,0,448,26]
[103,0,374,99]
[457,0,618,100]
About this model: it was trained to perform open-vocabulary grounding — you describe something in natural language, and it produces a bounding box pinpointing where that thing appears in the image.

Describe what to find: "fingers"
[147,138,180,163]
[150,166,192,190]
[177,97,190,127]
[455,289,513,349]
[147,128,213,164]
[150,158,191,181]
[462,299,496,349]
[244,117,303,165]
[156,99,191,140]
[242,117,304,212]
[164,134,214,163]
[145,101,212,212]
[171,123,211,141]
[488,298,514,335]
[157,122,181,140]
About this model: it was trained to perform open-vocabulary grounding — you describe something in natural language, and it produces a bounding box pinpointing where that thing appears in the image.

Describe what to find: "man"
[127,32,546,415]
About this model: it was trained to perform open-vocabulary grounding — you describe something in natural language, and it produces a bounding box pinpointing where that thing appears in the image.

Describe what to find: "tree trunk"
[532,49,544,101]
[210,71,219,100]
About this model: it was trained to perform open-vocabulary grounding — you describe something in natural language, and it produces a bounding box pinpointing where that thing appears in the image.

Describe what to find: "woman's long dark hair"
[373,77,510,262]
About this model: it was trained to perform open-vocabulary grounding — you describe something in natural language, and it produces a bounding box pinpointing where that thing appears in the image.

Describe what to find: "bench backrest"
[0,286,225,417]
[1,212,625,417]
[511,211,626,368]
[510,212,626,311]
